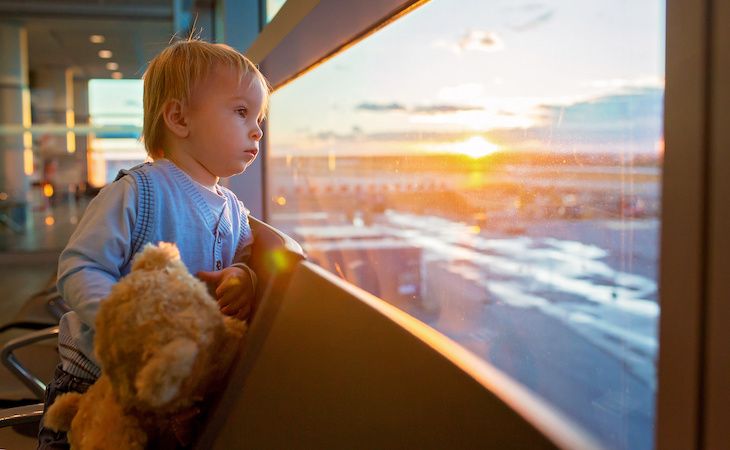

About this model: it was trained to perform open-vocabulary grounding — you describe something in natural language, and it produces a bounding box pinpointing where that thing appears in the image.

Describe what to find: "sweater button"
[216,260,222,270]
[217,236,222,244]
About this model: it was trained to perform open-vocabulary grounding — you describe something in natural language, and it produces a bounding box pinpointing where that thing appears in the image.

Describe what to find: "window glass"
[267,1,664,448]
[87,79,145,186]
[265,0,287,23]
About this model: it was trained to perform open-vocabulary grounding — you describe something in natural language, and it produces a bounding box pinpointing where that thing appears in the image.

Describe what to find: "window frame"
[654,0,707,447]
[248,0,423,89]
[702,0,729,447]
[245,0,728,446]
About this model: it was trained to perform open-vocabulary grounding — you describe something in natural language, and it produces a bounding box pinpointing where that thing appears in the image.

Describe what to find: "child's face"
[185,67,265,179]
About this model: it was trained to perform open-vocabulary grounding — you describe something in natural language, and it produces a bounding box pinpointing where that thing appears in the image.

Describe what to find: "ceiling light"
[111,72,123,79]
[89,35,105,44]
[98,50,113,59]
[106,62,119,71]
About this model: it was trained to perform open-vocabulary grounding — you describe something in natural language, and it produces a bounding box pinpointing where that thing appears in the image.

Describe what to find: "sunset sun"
[447,136,501,158]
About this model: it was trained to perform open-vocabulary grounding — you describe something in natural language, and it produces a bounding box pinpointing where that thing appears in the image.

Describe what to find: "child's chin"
[224,165,248,178]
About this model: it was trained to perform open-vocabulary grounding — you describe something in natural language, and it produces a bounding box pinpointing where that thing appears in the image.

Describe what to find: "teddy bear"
[45,242,248,449]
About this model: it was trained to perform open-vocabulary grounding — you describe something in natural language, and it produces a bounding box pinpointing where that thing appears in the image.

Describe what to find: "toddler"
[38,38,269,449]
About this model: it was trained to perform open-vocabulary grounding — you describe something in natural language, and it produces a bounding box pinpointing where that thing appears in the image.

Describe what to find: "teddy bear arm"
[44,391,83,432]
[77,412,148,450]
[68,405,148,450]
[223,316,247,342]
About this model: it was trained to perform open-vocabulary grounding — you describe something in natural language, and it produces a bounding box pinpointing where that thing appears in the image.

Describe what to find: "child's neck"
[163,151,219,190]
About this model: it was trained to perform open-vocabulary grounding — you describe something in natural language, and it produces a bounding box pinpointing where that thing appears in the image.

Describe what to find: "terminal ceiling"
[0,0,184,80]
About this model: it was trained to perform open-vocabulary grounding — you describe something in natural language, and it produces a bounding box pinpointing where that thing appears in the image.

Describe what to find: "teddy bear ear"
[131,242,184,272]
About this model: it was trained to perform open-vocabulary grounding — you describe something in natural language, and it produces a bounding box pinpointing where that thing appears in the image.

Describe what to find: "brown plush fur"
[46,242,247,449]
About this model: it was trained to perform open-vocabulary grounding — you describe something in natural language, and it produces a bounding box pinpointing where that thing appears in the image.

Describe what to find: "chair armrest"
[1,326,59,399]
[0,403,44,428]
[46,293,70,321]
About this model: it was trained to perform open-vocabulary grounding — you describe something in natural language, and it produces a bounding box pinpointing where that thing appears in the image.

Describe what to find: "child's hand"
[197,266,255,320]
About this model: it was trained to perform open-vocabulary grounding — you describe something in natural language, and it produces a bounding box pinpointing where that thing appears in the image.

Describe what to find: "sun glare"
[447,136,501,158]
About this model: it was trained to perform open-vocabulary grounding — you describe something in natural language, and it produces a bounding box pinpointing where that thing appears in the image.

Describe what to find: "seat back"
[194,217,305,448]
[247,216,306,312]
[243,217,306,368]
[0,274,65,335]
[197,260,602,449]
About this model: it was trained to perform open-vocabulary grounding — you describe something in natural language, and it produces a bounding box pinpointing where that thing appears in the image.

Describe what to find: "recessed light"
[106,62,119,71]
[111,72,123,79]
[98,50,113,59]
[89,35,105,44]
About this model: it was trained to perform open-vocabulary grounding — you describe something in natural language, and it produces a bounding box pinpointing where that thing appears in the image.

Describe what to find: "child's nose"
[251,124,263,141]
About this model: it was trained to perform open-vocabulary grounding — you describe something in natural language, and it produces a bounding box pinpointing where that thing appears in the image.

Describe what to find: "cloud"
[412,104,484,114]
[310,129,475,144]
[354,101,483,115]
[307,88,663,155]
[458,30,504,52]
[493,87,664,152]
[582,76,665,91]
[536,87,663,127]
[314,126,365,141]
[435,30,504,54]
[355,102,406,112]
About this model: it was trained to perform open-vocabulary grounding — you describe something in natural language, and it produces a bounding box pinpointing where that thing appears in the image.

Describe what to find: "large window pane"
[265,0,286,23]
[267,1,664,449]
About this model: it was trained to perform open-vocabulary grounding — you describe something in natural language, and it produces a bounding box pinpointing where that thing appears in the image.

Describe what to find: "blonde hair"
[142,39,270,158]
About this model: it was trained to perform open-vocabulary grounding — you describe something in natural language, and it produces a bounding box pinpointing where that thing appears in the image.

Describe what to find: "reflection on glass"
[87,79,145,186]
[265,0,287,23]
[267,1,664,449]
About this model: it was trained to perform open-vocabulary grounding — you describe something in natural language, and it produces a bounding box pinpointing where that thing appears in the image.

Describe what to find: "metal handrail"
[1,326,59,399]
[0,403,44,428]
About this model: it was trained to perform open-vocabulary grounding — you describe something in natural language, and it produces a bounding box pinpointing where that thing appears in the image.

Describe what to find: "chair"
[0,403,44,448]
[0,274,64,447]
[239,217,307,359]
[1,326,60,400]
[0,217,306,448]
[0,200,24,235]
[0,403,44,428]
[0,273,66,406]
[0,275,69,335]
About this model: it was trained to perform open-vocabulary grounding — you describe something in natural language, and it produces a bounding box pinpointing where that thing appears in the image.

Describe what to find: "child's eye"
[236,108,248,118]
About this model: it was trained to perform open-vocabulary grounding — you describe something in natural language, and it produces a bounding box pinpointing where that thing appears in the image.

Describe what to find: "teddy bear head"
[94,242,246,415]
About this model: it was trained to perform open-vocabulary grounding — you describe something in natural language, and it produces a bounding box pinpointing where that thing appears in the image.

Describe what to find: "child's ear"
[162,99,189,138]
